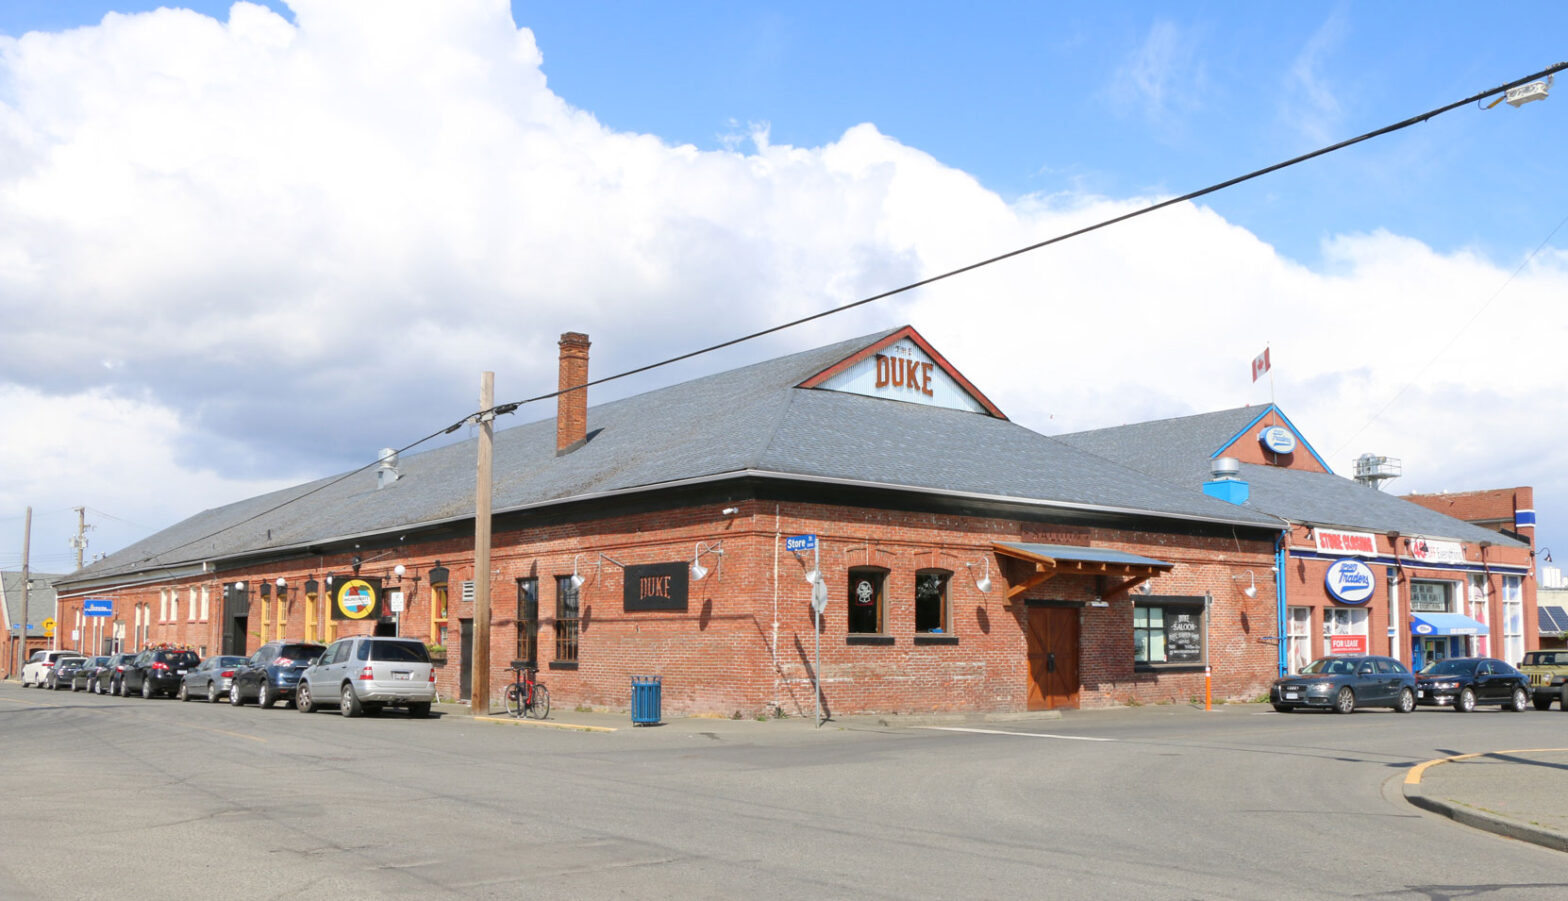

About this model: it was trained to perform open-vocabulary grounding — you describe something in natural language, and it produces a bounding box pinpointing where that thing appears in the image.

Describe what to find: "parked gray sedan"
[179,655,248,703]
[1270,655,1417,714]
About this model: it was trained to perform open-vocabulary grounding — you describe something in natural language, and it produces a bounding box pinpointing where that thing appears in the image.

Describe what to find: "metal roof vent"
[376,447,400,489]
[1353,454,1401,490]
[1210,457,1241,481]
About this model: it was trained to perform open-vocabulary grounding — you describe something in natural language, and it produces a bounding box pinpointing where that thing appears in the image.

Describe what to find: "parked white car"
[21,650,82,688]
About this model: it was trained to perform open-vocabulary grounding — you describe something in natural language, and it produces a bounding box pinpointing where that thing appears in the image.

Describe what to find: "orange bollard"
[1205,666,1212,711]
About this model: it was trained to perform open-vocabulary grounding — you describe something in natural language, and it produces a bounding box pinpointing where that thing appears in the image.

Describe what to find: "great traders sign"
[1324,559,1375,605]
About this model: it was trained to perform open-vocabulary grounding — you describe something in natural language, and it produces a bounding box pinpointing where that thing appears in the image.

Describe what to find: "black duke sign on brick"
[624,563,689,612]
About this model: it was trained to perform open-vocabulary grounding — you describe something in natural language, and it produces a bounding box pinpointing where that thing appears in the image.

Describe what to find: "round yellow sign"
[334,579,379,620]
[42,617,56,636]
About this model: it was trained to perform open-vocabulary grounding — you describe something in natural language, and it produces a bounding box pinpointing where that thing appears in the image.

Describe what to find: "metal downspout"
[1276,532,1288,677]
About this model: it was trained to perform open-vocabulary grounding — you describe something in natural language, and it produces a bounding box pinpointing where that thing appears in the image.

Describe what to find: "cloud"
[1,0,1564,569]
[1280,10,1349,144]
[1107,20,1209,129]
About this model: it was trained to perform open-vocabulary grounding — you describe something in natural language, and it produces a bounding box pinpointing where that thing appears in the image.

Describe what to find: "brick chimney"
[556,332,590,454]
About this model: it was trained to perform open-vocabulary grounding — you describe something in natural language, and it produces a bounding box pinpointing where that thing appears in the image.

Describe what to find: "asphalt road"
[2,682,1565,900]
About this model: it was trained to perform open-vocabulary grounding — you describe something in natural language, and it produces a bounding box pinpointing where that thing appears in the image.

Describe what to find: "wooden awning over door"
[992,542,1175,601]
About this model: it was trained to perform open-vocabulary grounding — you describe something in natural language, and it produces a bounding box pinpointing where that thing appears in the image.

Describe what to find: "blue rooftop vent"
[1203,457,1249,505]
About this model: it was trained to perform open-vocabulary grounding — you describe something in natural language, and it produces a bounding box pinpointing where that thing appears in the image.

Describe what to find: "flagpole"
[1268,342,1274,407]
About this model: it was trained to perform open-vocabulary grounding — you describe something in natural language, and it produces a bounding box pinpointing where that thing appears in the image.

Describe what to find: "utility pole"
[470,372,494,715]
[19,507,31,670]
[70,506,91,571]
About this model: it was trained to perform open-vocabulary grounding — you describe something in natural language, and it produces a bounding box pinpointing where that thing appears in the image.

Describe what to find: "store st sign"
[1314,529,1377,556]
[1406,537,1465,565]
[1325,559,1375,605]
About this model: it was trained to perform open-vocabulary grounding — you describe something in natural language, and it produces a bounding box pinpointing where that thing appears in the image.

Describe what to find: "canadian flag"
[1250,347,1271,383]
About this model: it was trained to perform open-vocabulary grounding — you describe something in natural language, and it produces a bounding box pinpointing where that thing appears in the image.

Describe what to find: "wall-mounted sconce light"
[260,581,271,600]
[721,507,739,516]
[392,564,406,581]
[304,577,319,596]
[275,577,287,589]
[965,558,992,593]
[569,554,586,590]
[1235,571,1257,598]
[692,541,725,581]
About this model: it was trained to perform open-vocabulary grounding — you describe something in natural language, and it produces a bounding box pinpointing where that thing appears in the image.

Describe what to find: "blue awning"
[1410,613,1489,637]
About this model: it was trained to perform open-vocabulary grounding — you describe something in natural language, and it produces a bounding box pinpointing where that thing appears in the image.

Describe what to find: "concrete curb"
[1403,750,1568,854]
[472,714,617,733]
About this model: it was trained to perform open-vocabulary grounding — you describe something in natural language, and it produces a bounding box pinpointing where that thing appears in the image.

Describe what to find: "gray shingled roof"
[1056,406,1279,485]
[2,571,64,633]
[66,329,1284,585]
[1058,406,1527,549]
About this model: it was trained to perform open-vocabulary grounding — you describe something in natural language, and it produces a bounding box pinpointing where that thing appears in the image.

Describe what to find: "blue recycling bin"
[631,675,662,725]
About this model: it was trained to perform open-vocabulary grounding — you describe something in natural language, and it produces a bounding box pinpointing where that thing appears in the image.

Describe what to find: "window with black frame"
[847,568,886,634]
[915,569,950,633]
[1134,596,1206,668]
[554,575,579,663]
[516,577,538,665]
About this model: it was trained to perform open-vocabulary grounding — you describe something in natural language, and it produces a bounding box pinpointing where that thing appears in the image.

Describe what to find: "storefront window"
[914,569,950,633]
[1323,607,1369,655]
[1134,598,1205,666]
[1286,607,1312,673]
[1468,575,1491,657]
[1503,576,1524,666]
[1409,581,1452,613]
[847,568,886,634]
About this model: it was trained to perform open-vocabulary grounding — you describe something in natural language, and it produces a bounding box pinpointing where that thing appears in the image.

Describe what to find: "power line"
[87,60,1568,573]
[486,62,1568,416]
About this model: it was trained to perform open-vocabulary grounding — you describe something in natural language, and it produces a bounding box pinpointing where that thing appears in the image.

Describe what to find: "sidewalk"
[1403,748,1568,854]
[430,698,1063,734]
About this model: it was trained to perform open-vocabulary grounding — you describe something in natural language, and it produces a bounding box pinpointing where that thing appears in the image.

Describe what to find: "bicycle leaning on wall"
[505,659,550,719]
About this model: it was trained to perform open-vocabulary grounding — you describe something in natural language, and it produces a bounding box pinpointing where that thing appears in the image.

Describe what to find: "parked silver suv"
[296,636,435,718]
[21,650,83,688]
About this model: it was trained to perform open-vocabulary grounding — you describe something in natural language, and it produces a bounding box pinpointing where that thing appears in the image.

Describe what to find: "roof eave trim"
[72,467,1287,581]
[1214,404,1334,474]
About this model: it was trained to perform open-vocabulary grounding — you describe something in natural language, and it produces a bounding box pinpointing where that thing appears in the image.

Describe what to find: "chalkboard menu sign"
[624,562,689,612]
[1165,610,1204,663]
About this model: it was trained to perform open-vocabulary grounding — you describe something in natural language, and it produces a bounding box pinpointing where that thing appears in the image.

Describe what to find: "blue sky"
[1,1,1564,578]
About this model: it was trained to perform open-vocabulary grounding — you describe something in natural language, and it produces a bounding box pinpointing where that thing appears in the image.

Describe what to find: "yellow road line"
[1405,747,1568,784]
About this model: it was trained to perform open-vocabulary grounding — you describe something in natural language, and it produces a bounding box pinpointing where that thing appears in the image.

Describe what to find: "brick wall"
[52,499,1282,715]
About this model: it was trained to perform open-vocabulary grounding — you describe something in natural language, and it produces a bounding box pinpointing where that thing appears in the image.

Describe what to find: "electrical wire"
[77,60,1568,574]
[484,61,1568,417]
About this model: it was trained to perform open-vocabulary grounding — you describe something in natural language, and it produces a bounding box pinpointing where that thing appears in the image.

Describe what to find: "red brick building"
[1062,406,1539,673]
[51,327,1290,715]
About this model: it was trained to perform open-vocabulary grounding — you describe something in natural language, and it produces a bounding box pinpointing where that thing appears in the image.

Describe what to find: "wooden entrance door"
[1026,606,1080,710]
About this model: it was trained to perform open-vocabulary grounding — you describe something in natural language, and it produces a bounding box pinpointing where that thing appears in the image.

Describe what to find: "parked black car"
[1416,657,1531,712]
[72,656,111,692]
[123,648,201,699]
[95,653,139,695]
[230,641,326,708]
[1269,655,1417,714]
[48,656,88,690]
